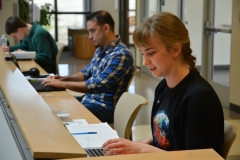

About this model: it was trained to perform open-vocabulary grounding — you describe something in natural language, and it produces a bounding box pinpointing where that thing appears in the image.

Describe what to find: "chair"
[111,92,148,139]
[56,42,65,75]
[220,120,237,159]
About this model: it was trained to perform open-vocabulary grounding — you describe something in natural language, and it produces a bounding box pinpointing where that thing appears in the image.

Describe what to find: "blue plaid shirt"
[81,36,134,110]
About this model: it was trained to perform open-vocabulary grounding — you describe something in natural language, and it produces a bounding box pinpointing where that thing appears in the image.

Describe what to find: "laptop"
[52,110,104,157]
[84,148,104,157]
[7,52,40,77]
[28,79,66,92]
[7,52,65,92]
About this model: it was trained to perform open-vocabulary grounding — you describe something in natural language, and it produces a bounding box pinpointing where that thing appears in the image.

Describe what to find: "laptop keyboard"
[85,148,104,157]
[29,81,65,92]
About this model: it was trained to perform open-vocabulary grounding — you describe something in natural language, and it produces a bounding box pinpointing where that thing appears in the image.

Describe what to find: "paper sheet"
[66,123,114,134]
[73,131,119,148]
[66,122,119,148]
[64,119,88,126]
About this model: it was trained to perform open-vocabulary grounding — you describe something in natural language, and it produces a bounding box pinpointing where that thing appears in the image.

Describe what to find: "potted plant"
[38,3,53,26]
[18,0,53,26]
[18,0,31,23]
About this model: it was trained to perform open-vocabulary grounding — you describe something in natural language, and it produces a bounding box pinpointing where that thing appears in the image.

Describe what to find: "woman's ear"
[172,43,182,58]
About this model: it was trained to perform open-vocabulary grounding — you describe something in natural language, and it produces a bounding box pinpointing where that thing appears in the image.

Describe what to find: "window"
[129,0,136,44]
[33,0,90,46]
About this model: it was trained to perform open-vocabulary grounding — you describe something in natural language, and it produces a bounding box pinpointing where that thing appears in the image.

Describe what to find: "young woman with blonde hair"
[102,12,224,156]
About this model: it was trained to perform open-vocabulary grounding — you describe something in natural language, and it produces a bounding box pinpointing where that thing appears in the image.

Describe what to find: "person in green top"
[2,16,58,74]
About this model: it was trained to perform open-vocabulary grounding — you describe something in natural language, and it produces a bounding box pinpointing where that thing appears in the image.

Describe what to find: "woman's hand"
[102,138,143,155]
[102,138,165,156]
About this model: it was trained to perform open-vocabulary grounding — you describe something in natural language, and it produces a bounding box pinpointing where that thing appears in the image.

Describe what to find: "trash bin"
[74,35,96,59]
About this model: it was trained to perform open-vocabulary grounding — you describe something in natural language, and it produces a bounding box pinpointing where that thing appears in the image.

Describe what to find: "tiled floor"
[59,52,240,160]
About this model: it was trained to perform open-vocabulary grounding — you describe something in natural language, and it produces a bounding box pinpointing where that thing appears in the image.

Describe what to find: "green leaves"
[18,0,53,26]
[18,0,32,23]
[38,3,53,26]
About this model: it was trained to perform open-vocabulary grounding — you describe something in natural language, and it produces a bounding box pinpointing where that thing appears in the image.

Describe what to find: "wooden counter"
[61,149,223,160]
[18,60,46,73]
[0,50,87,159]
[42,96,101,124]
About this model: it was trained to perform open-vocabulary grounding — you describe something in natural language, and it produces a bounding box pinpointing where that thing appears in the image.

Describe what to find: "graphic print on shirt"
[153,111,170,149]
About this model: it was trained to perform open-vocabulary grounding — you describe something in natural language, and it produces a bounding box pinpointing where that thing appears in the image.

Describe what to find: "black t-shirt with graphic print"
[151,70,224,155]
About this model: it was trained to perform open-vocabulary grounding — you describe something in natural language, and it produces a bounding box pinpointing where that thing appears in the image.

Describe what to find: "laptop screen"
[8,52,21,70]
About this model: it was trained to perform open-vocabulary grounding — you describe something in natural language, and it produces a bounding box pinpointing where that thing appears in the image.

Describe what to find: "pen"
[71,132,97,135]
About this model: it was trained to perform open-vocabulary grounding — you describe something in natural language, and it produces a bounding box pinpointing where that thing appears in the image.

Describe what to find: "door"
[202,0,232,107]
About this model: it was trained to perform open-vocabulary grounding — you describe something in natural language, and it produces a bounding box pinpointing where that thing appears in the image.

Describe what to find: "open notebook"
[6,51,36,60]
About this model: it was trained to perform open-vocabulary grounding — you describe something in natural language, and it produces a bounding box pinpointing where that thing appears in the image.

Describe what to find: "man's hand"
[42,77,66,88]
[47,75,64,80]
[14,49,26,52]
[2,46,9,52]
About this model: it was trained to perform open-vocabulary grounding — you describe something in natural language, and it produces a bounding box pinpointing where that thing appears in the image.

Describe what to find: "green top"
[10,23,58,73]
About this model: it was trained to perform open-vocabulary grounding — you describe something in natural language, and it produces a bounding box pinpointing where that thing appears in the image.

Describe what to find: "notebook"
[10,51,36,60]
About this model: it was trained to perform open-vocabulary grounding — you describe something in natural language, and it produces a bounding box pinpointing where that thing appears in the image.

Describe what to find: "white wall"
[91,0,119,35]
[0,0,17,46]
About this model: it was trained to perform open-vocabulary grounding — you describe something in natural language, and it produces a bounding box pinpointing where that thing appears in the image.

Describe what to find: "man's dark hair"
[5,16,27,35]
[86,10,115,32]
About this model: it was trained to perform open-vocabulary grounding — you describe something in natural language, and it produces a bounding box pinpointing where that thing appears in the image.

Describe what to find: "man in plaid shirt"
[42,10,135,123]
